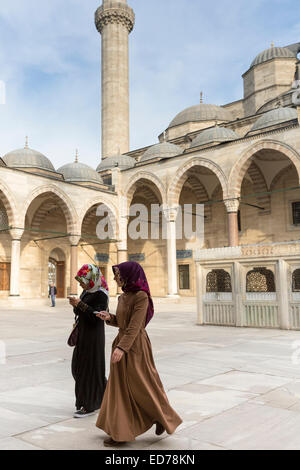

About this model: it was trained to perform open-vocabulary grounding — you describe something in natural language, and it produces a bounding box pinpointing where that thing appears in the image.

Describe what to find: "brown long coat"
[96,290,182,442]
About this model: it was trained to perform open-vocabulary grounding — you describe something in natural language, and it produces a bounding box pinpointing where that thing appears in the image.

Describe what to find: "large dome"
[250,46,296,68]
[141,142,183,162]
[97,154,135,172]
[169,104,233,128]
[191,126,239,148]
[3,146,55,172]
[57,161,103,184]
[250,107,298,133]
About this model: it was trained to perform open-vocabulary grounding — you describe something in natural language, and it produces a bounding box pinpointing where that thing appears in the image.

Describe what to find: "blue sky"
[0,0,299,170]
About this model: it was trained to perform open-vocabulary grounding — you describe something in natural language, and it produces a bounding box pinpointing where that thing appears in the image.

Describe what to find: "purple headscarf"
[112,261,154,326]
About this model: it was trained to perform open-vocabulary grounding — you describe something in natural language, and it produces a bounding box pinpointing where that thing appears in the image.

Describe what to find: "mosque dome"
[140,142,183,162]
[3,140,55,172]
[58,155,103,184]
[97,154,135,172]
[191,126,239,148]
[250,107,298,133]
[169,103,233,128]
[250,46,296,68]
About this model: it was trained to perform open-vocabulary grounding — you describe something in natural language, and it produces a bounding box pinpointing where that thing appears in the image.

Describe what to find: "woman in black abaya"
[68,264,109,418]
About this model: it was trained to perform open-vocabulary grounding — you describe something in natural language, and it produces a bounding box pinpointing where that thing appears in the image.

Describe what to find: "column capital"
[224,198,240,213]
[69,235,81,246]
[95,3,135,34]
[9,229,24,241]
[163,206,180,223]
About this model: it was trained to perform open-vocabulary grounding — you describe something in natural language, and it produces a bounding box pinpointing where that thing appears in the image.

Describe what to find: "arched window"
[206,269,232,293]
[246,267,276,292]
[292,269,300,292]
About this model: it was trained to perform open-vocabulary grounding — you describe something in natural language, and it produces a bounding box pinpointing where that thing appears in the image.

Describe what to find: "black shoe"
[73,408,95,418]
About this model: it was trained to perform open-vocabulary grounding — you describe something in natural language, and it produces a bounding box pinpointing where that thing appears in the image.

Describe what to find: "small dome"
[57,161,103,184]
[169,103,233,128]
[141,142,183,162]
[250,46,295,68]
[191,126,239,148]
[97,154,135,172]
[250,107,298,133]
[3,146,55,172]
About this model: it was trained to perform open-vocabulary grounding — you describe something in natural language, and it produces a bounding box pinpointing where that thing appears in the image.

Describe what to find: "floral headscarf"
[112,261,154,326]
[75,264,109,297]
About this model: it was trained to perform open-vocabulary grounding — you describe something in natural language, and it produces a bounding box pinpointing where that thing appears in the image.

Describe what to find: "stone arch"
[79,196,119,242]
[270,164,295,191]
[21,185,79,234]
[180,173,212,221]
[124,171,167,206]
[0,180,18,227]
[246,162,271,215]
[168,158,228,207]
[229,140,300,198]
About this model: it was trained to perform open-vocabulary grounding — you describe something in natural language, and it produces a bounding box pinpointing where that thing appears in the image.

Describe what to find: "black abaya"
[71,290,108,412]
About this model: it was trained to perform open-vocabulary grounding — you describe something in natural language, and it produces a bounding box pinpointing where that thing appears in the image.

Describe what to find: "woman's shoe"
[155,422,165,436]
[103,437,126,447]
[73,407,95,418]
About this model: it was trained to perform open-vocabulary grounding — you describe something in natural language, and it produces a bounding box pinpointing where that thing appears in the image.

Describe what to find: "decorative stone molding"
[9,228,24,241]
[95,3,135,34]
[195,240,300,261]
[162,206,180,223]
[224,198,240,213]
[69,235,81,247]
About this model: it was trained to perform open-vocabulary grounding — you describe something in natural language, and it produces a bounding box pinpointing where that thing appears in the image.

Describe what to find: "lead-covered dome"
[57,161,103,184]
[250,107,298,133]
[191,126,239,148]
[3,145,55,172]
[97,154,135,172]
[250,46,296,68]
[169,103,233,128]
[141,142,183,162]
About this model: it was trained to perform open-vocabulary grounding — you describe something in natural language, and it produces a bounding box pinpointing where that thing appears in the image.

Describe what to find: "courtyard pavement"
[1,298,300,450]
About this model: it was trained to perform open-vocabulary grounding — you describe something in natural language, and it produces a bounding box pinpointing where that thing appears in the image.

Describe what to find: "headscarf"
[112,261,154,326]
[75,264,109,298]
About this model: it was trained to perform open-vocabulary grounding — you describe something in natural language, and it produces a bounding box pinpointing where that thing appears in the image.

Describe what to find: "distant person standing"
[49,284,57,307]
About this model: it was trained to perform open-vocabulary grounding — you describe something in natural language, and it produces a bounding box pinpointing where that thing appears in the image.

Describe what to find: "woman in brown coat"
[96,261,182,447]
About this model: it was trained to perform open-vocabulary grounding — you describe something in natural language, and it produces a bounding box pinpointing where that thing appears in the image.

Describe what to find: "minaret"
[95,0,135,159]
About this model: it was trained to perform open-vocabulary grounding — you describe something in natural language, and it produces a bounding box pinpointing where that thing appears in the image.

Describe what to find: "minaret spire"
[95,0,135,159]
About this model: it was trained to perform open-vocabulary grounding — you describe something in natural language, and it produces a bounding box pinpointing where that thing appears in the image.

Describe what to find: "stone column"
[224,199,240,247]
[233,261,243,327]
[95,0,135,158]
[69,236,81,296]
[9,229,24,297]
[196,262,205,325]
[116,195,128,293]
[277,259,290,330]
[163,207,179,298]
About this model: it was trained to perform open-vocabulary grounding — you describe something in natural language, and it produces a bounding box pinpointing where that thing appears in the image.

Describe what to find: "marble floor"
[1,299,300,450]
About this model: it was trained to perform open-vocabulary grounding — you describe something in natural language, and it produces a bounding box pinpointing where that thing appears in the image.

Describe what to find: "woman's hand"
[111,347,124,364]
[96,311,110,321]
[68,297,80,307]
